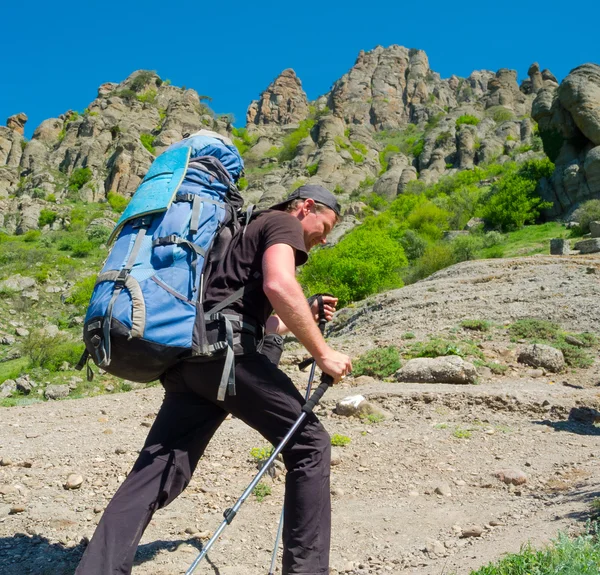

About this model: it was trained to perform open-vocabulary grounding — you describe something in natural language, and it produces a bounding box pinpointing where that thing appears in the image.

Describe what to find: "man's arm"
[262,244,351,383]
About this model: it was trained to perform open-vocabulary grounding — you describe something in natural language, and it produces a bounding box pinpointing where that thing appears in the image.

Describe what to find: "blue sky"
[2,0,598,139]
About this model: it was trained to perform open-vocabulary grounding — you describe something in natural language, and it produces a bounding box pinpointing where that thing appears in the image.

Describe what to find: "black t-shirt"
[203,210,308,327]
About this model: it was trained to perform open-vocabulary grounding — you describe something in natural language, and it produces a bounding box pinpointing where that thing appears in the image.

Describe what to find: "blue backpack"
[78,130,258,400]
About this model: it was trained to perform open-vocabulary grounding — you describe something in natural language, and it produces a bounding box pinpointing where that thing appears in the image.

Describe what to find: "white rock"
[64,474,84,490]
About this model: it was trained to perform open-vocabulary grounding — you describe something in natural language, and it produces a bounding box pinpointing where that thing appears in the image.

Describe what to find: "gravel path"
[1,255,600,575]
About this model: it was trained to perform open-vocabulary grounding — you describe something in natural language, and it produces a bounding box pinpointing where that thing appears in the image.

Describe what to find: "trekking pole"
[267,295,329,575]
[185,371,333,575]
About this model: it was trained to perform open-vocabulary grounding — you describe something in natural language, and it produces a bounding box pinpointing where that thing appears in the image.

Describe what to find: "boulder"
[0,274,36,292]
[335,395,386,418]
[550,238,570,255]
[0,379,16,399]
[395,355,478,384]
[15,377,34,394]
[589,221,600,238]
[44,384,70,400]
[574,238,600,254]
[493,468,527,486]
[517,344,564,373]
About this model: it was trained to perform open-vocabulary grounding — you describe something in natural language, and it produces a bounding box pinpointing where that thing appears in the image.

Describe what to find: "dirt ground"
[1,255,600,575]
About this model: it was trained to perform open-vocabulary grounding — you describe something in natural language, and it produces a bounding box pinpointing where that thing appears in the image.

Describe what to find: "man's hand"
[315,348,352,385]
[310,295,338,323]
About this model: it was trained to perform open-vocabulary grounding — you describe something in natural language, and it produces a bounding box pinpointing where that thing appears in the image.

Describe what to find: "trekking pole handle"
[302,374,332,414]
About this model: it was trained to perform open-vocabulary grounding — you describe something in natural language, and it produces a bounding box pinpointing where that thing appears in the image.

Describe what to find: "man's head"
[270,185,341,250]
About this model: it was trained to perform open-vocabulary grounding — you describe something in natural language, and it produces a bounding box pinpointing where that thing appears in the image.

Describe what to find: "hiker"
[76,184,352,575]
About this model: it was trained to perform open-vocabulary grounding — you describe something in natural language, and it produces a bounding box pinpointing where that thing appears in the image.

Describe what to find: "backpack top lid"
[166,129,244,182]
[107,131,244,245]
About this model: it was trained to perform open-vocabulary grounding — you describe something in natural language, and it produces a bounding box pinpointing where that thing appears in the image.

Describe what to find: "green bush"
[374,125,425,162]
[399,230,427,261]
[456,114,480,128]
[107,191,129,213]
[137,89,157,104]
[469,523,600,575]
[353,346,401,378]
[482,159,554,231]
[403,243,455,283]
[461,319,491,332]
[39,209,58,228]
[331,434,351,447]
[65,274,97,311]
[487,106,515,123]
[23,331,85,372]
[508,318,561,340]
[482,231,505,248]
[250,446,274,462]
[572,199,600,234]
[231,127,258,156]
[46,193,56,203]
[435,131,453,145]
[351,141,368,155]
[253,482,272,502]
[237,176,248,190]
[68,167,92,191]
[279,118,315,162]
[364,193,388,211]
[451,235,483,262]
[140,133,156,155]
[405,201,451,240]
[306,162,319,176]
[405,336,483,360]
[130,71,156,92]
[298,224,407,307]
[71,239,93,258]
[378,144,400,172]
[23,230,41,242]
[87,226,111,245]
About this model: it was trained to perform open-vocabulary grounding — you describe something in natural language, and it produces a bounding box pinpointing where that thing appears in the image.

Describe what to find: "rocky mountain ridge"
[1,46,599,238]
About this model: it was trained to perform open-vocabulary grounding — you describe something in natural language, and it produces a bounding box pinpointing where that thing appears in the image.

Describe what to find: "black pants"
[75,350,331,575]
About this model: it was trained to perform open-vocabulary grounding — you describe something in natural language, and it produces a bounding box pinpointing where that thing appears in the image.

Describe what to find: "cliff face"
[0,47,595,236]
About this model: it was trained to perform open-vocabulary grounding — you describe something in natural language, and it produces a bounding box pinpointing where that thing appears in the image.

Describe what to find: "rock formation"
[246,69,309,126]
[2,47,596,237]
[532,63,600,216]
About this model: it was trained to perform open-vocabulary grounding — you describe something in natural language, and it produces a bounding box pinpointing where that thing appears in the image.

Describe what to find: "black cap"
[270,184,341,217]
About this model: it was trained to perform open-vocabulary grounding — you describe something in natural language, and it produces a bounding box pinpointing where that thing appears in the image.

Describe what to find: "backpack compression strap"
[204,272,263,401]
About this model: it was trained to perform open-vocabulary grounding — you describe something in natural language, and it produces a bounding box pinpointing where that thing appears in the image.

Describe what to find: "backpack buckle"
[115,268,128,286]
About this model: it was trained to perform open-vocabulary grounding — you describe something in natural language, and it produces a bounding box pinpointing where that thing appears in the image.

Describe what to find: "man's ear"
[303,198,315,214]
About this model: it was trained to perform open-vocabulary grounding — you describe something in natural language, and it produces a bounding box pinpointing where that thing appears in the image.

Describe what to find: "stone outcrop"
[532,63,600,217]
[246,69,309,126]
[6,113,27,135]
[328,46,458,130]
[483,69,529,116]
[0,70,235,231]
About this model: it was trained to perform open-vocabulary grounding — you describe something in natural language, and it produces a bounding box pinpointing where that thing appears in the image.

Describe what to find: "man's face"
[299,201,338,251]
